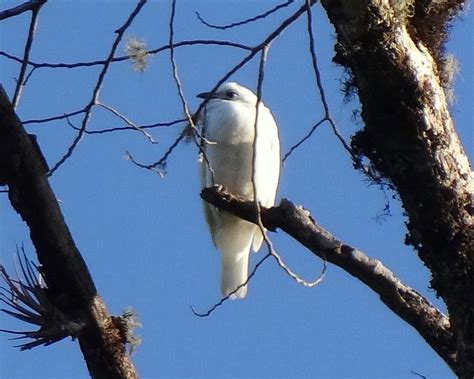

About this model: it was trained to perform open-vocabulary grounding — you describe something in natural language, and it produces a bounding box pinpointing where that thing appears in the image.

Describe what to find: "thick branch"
[320,1,472,376]
[201,186,456,370]
[0,87,137,378]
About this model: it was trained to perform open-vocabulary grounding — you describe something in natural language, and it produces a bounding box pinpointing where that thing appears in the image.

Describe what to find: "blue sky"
[0,1,472,378]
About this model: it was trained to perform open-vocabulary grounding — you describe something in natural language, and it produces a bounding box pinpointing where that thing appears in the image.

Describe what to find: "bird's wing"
[252,106,280,252]
[199,147,218,241]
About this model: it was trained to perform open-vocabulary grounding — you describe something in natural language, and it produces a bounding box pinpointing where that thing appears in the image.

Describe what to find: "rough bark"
[319,1,473,377]
[0,86,138,379]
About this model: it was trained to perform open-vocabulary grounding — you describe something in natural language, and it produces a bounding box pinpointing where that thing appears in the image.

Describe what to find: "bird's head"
[197,82,257,105]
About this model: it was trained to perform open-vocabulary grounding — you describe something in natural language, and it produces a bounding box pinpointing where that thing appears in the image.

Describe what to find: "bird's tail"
[220,249,250,300]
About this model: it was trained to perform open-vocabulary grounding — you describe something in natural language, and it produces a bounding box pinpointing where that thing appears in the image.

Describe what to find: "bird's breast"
[203,101,256,144]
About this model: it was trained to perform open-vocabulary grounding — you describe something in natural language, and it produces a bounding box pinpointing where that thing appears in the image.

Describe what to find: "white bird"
[197,82,280,299]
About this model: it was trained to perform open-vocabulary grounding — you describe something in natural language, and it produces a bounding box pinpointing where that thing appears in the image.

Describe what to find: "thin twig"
[12,1,45,109]
[282,118,327,163]
[127,0,214,176]
[0,0,46,21]
[0,40,252,69]
[196,107,216,185]
[23,109,86,124]
[270,243,327,287]
[23,67,37,87]
[282,1,379,175]
[251,45,269,206]
[132,0,280,176]
[191,253,272,317]
[194,1,318,121]
[126,132,185,176]
[69,119,186,135]
[147,40,253,53]
[6,1,314,149]
[411,370,427,379]
[252,44,326,289]
[242,0,352,168]
[304,1,382,183]
[304,1,353,156]
[168,0,210,146]
[195,0,295,30]
[47,0,148,176]
[96,102,156,143]
[165,0,216,181]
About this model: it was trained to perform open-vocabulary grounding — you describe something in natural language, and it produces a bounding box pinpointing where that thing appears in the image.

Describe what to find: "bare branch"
[294,0,356,163]
[24,108,185,136]
[194,1,318,123]
[23,109,86,124]
[0,40,252,70]
[0,0,46,21]
[3,1,316,162]
[191,253,272,317]
[411,370,428,379]
[71,118,186,135]
[270,239,327,287]
[196,0,295,30]
[47,0,148,176]
[253,44,326,290]
[12,1,45,109]
[126,132,185,177]
[283,118,326,163]
[168,0,209,148]
[129,0,274,177]
[96,102,157,143]
[125,2,196,180]
[22,66,37,86]
[293,1,382,184]
[200,185,456,369]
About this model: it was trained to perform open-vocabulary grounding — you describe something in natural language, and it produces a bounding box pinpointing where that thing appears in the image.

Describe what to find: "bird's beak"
[197,91,216,99]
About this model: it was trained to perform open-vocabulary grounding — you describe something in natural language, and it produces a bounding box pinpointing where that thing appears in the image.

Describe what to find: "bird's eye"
[226,90,237,99]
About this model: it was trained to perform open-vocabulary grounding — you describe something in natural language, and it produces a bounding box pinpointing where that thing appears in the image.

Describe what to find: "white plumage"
[198,82,280,299]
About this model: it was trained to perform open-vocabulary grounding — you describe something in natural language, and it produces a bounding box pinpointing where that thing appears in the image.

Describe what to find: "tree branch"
[0,0,46,21]
[0,86,137,378]
[11,0,45,109]
[0,40,252,70]
[47,0,148,176]
[200,185,456,371]
[195,0,294,30]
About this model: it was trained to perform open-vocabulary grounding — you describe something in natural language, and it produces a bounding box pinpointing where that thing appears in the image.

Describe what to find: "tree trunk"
[320,1,473,376]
